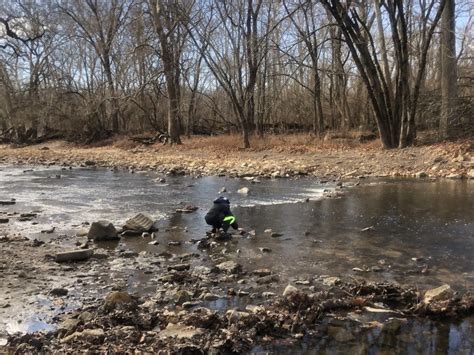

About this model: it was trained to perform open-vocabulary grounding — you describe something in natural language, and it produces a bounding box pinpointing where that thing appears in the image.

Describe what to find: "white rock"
[282,284,299,297]
[226,310,250,323]
[423,284,453,304]
[322,277,341,287]
[364,306,401,315]
[245,305,264,313]
[237,187,250,195]
[216,261,242,274]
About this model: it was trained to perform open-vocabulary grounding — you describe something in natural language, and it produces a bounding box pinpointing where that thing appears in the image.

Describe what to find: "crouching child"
[205,197,239,238]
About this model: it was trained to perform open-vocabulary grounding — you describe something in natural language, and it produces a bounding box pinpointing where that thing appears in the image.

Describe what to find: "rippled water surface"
[2,166,472,290]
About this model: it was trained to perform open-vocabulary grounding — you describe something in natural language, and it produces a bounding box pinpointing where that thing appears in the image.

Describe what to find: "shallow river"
[0,166,473,353]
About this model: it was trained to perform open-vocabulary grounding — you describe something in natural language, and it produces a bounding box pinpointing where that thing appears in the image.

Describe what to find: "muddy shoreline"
[0,137,472,180]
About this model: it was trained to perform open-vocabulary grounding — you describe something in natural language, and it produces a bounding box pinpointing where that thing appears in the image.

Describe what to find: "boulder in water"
[123,213,155,233]
[87,220,119,241]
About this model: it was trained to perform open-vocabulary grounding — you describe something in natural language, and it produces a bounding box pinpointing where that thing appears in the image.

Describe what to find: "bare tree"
[322,0,446,148]
[60,0,129,133]
[283,0,325,134]
[187,0,275,148]
[440,0,458,138]
[1,1,471,145]
[182,46,205,138]
[147,0,193,144]
[0,2,47,138]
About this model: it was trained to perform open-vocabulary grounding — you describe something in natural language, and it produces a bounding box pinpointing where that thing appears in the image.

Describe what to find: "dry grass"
[113,136,143,150]
[146,132,381,154]
[69,131,469,156]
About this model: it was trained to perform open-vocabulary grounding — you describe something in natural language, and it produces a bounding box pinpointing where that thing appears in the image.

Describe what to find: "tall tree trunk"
[374,0,393,107]
[313,68,324,134]
[0,63,13,130]
[149,0,183,144]
[186,90,197,138]
[242,121,250,149]
[332,27,349,130]
[104,60,119,133]
[186,55,203,138]
[440,0,457,139]
[242,0,262,148]
[395,2,411,148]
[164,64,182,144]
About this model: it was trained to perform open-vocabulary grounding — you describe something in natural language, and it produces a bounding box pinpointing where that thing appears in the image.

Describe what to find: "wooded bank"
[0,0,472,148]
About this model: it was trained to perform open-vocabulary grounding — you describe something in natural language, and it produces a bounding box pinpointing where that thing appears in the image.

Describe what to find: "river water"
[0,166,473,352]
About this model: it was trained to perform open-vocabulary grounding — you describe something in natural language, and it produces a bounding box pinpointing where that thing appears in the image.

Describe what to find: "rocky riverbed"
[0,158,473,353]
[1,227,473,354]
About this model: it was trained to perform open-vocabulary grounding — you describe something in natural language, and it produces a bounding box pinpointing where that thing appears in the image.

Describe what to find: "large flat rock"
[423,284,453,304]
[55,249,94,262]
[123,213,154,233]
[159,323,204,339]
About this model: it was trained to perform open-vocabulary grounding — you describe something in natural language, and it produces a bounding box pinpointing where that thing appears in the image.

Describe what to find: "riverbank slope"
[1,134,472,179]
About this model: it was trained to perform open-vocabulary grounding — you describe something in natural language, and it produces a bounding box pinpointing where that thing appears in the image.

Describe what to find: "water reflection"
[255,316,474,354]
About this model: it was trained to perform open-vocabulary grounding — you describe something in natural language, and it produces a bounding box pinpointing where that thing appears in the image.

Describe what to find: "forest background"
[0,0,472,149]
